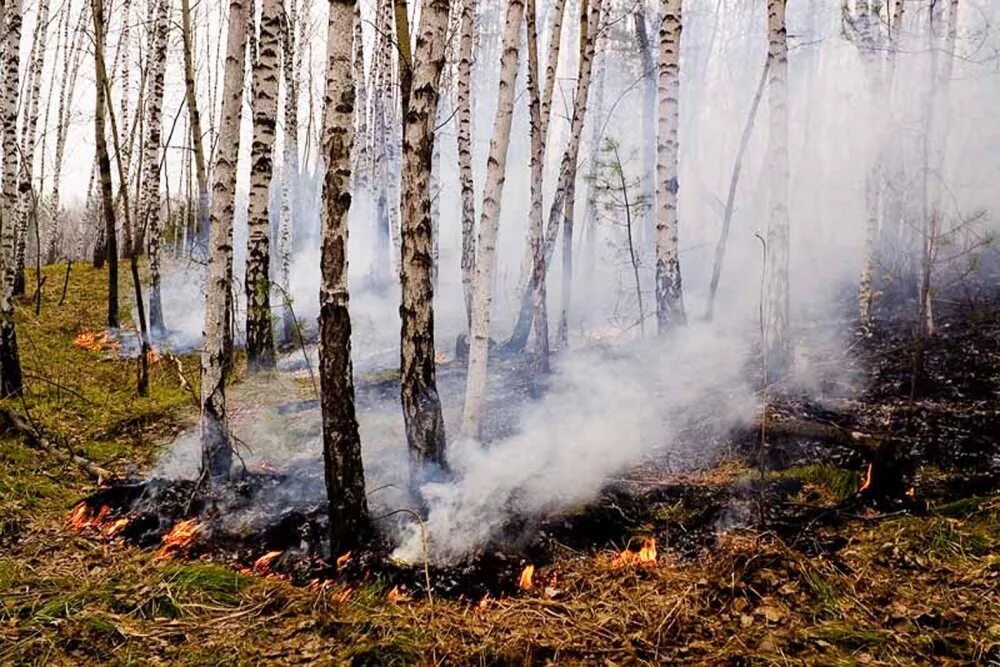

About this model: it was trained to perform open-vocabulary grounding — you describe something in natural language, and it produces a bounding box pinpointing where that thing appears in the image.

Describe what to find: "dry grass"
[1,265,998,665]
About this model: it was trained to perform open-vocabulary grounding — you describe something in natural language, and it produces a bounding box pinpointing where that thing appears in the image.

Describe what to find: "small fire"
[146,348,160,365]
[387,585,410,603]
[155,519,202,560]
[611,537,658,569]
[336,551,352,571]
[103,518,129,537]
[73,330,119,353]
[246,550,283,576]
[66,503,111,531]
[434,351,450,364]
[476,594,493,611]
[906,486,916,498]
[858,464,873,493]
[518,564,535,591]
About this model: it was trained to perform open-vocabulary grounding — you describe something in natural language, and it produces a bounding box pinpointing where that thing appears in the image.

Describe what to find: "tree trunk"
[461,0,525,440]
[278,1,300,344]
[525,0,548,370]
[655,0,686,333]
[634,4,656,246]
[0,0,24,397]
[502,0,587,355]
[13,0,49,295]
[47,5,87,265]
[201,0,249,482]
[399,0,450,475]
[456,0,476,330]
[764,0,791,372]
[140,0,171,336]
[245,0,282,369]
[180,0,210,254]
[91,0,119,330]
[320,0,370,554]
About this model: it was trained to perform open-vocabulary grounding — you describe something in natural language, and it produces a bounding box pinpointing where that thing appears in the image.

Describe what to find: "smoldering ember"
[0,0,998,664]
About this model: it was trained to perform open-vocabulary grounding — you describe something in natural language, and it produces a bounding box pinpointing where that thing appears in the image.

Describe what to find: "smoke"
[129,0,1000,564]
[394,323,760,562]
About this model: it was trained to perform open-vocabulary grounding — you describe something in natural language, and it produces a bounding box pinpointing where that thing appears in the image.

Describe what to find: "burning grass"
[1,266,999,663]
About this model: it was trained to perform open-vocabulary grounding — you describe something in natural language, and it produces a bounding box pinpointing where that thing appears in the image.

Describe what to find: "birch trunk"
[351,0,369,191]
[634,3,656,245]
[13,0,49,295]
[245,0,282,369]
[369,0,394,288]
[180,0,210,253]
[278,1,300,344]
[764,0,791,370]
[0,0,24,397]
[320,0,369,553]
[399,0,450,472]
[91,0,120,329]
[654,0,686,333]
[141,0,171,335]
[461,0,525,440]
[525,0,548,370]
[201,0,248,482]
[456,0,476,328]
[46,6,87,265]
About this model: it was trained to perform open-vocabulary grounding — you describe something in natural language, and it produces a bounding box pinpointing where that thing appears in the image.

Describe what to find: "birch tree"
[0,0,24,397]
[654,0,686,332]
[245,0,282,369]
[525,0,548,369]
[456,0,476,329]
[13,0,49,296]
[278,0,300,343]
[399,0,450,473]
[91,0,119,329]
[180,0,210,252]
[319,0,370,552]
[461,0,525,440]
[140,0,171,335]
[201,0,249,481]
[764,0,791,370]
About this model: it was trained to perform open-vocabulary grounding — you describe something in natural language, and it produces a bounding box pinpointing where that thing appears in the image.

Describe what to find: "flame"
[518,564,535,591]
[906,486,916,498]
[146,348,160,365]
[73,330,119,352]
[387,585,410,603]
[253,460,279,474]
[611,537,658,569]
[155,519,202,560]
[103,518,129,537]
[336,551,352,570]
[246,550,283,576]
[66,503,111,531]
[434,351,449,364]
[476,594,493,611]
[859,464,873,492]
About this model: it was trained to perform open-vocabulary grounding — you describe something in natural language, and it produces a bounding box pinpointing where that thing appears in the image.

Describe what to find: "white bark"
[461,0,525,440]
[201,0,249,481]
[654,0,686,332]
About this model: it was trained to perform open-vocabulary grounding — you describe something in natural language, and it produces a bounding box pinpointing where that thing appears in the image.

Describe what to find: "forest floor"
[1,264,998,666]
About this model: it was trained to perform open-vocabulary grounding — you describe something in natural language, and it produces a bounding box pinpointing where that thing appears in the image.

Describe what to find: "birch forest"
[1,0,1000,662]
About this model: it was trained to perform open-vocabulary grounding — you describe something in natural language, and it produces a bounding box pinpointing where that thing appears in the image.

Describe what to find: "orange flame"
[336,551,352,570]
[859,464,873,493]
[434,351,449,364]
[246,550,283,576]
[476,594,493,611]
[612,537,658,569]
[155,519,202,560]
[103,518,129,537]
[387,585,410,603]
[518,564,535,591]
[66,503,111,531]
[906,486,916,498]
[73,330,120,352]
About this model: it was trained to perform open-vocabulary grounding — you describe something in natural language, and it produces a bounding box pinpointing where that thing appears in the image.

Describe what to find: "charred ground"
[1,264,998,665]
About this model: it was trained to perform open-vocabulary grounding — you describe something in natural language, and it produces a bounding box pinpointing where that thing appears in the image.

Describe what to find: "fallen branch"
[0,407,113,481]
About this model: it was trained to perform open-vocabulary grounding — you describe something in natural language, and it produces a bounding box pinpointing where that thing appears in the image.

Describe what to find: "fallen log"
[0,408,113,481]
[763,418,887,454]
